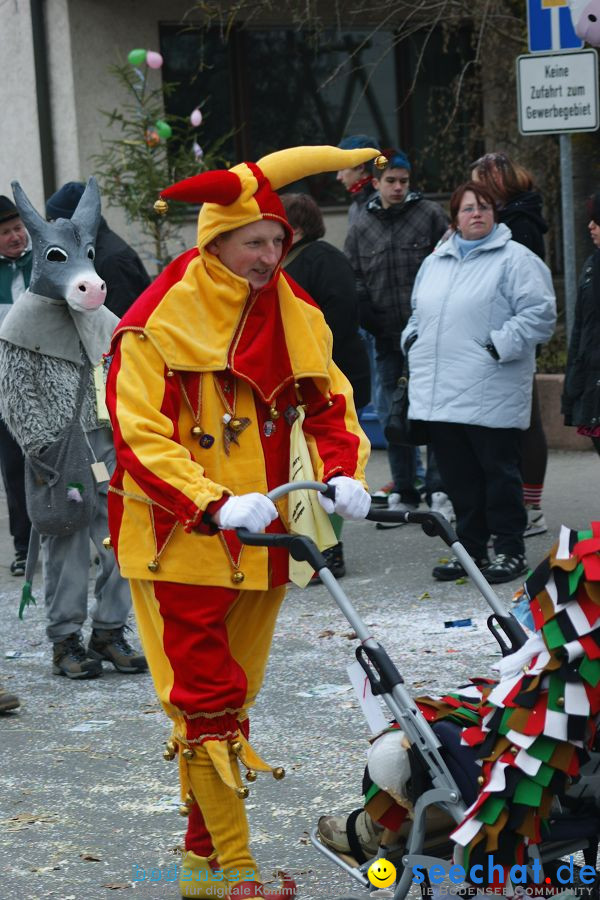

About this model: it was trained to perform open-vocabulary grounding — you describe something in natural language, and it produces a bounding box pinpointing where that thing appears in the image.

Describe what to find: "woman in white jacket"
[401,182,556,584]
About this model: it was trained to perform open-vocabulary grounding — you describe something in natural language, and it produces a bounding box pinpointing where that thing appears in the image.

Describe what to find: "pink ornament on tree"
[190,108,203,127]
[146,51,164,69]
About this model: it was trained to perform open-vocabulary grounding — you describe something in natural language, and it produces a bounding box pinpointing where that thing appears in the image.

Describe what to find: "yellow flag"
[288,407,337,588]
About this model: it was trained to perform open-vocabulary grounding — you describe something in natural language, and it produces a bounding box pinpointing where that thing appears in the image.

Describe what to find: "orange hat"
[158,144,381,250]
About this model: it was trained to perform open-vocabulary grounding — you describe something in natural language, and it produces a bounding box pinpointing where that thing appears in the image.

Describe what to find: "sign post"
[523,3,598,341]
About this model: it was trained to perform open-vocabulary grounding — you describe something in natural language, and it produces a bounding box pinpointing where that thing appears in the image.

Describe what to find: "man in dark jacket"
[345,150,448,512]
[46,182,150,317]
[0,196,32,584]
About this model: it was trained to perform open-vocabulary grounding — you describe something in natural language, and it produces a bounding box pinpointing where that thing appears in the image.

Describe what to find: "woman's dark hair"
[470,152,535,203]
[279,192,325,242]
[449,182,499,229]
[586,192,600,225]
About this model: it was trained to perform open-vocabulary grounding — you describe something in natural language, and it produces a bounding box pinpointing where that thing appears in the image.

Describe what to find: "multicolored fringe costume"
[364,525,600,880]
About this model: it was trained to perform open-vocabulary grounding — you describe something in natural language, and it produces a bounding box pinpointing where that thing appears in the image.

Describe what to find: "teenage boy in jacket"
[345,150,448,513]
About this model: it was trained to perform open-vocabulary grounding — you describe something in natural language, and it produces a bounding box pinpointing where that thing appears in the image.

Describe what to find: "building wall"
[0,0,45,208]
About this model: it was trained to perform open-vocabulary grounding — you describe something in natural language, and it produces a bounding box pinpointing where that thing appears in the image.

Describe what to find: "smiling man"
[106,146,378,900]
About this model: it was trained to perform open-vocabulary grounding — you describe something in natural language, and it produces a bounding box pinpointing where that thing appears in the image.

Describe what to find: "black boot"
[311,542,346,583]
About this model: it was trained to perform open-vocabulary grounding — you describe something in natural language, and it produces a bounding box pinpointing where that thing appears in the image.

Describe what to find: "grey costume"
[0,291,131,641]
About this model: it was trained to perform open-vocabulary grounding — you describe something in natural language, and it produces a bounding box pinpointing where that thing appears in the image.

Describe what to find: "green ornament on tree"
[127,48,147,66]
[155,119,172,140]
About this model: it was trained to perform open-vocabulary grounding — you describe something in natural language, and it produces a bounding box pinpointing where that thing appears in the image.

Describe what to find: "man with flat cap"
[0,195,32,583]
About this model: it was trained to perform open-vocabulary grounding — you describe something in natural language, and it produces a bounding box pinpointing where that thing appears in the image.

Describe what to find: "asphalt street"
[0,448,598,900]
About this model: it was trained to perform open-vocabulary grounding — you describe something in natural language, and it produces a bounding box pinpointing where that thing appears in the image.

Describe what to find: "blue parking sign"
[527,0,584,52]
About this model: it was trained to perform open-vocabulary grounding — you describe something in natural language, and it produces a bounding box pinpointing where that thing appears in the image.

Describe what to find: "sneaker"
[524,505,547,538]
[429,491,455,522]
[0,682,20,712]
[371,481,395,506]
[10,553,27,576]
[387,494,418,513]
[53,633,103,680]
[317,809,382,861]
[88,626,148,674]
[485,554,528,584]
[311,542,346,582]
[432,556,490,581]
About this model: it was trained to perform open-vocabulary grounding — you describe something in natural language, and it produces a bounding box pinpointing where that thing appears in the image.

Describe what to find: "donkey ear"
[70,176,101,235]
[11,181,47,236]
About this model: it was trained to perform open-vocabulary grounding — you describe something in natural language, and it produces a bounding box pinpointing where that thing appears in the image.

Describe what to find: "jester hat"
[158,145,381,251]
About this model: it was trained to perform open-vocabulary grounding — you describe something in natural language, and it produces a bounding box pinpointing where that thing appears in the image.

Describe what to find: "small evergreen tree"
[91,50,230,271]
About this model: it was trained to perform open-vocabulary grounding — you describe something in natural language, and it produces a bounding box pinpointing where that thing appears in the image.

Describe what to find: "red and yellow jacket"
[106,246,370,589]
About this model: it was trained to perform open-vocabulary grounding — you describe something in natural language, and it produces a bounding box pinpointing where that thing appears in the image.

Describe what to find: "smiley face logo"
[367,857,397,889]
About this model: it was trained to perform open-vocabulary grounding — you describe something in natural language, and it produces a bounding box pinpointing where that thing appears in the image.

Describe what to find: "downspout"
[30,0,56,198]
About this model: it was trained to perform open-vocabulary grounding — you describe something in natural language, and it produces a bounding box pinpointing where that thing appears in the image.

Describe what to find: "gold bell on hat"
[154,198,169,216]
[374,155,388,170]
[272,767,285,780]
[235,786,250,800]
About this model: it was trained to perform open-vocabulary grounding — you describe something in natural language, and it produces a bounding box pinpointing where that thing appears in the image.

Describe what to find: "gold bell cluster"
[179,790,195,817]
[154,198,169,216]
[230,739,285,799]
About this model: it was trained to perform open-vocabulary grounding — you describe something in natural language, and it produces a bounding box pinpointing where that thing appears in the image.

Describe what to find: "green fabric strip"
[543,618,566,651]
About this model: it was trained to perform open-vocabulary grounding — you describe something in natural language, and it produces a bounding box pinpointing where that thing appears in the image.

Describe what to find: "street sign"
[517,49,599,134]
[527,0,584,52]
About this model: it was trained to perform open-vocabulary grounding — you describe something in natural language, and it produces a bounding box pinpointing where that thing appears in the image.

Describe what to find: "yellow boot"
[180,850,228,899]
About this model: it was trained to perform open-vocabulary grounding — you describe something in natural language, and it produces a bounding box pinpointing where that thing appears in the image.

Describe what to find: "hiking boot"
[311,542,346,583]
[10,552,27,576]
[429,491,455,523]
[317,809,382,861]
[53,633,103,680]
[524,505,547,538]
[88,627,148,674]
[0,682,20,712]
[371,481,395,506]
[432,556,490,582]
[485,554,529,585]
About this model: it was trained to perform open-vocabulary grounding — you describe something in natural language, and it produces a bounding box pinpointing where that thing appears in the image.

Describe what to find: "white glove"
[212,494,278,532]
[317,476,371,521]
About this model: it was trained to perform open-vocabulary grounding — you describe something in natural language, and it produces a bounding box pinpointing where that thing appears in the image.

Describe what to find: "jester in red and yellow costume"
[105,145,378,898]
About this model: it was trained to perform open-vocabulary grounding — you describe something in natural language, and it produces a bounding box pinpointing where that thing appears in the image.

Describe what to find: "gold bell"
[231,741,243,756]
[102,535,112,550]
[557,696,565,707]
[231,571,245,585]
[235,786,250,799]
[163,740,177,761]
[182,748,195,760]
[272,767,285,780]
[147,558,159,572]
[184,791,195,805]
[246,769,257,782]
[230,418,243,431]
[477,775,485,786]
[269,406,280,420]
[191,425,204,438]
[374,154,388,170]
[178,804,191,817]
[154,198,169,216]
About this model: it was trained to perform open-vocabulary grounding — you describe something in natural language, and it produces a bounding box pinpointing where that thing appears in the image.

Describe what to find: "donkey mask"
[11,177,107,311]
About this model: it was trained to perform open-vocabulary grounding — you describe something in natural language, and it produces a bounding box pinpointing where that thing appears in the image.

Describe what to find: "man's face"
[336,164,366,191]
[0,217,28,259]
[208,219,286,290]
[589,219,600,248]
[373,167,410,208]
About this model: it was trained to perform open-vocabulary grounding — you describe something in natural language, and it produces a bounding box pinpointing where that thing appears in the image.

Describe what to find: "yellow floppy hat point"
[156,144,382,249]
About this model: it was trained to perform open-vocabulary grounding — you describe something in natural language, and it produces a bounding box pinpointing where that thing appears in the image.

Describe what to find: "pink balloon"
[190,108,203,127]
[146,51,163,69]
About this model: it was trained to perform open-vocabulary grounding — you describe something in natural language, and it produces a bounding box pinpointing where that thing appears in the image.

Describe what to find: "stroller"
[236,482,600,899]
